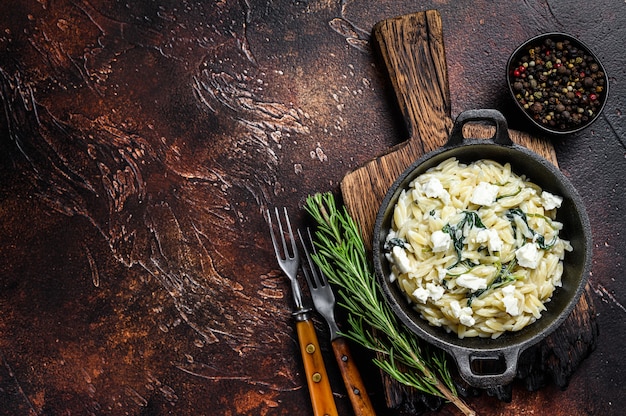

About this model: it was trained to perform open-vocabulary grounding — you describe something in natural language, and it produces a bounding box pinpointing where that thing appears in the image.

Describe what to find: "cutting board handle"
[372,10,452,153]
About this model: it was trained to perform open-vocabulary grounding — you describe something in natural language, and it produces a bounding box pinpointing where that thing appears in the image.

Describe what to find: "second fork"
[299,228,377,416]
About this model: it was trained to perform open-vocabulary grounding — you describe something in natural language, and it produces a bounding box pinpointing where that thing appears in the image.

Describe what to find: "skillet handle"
[447,109,513,147]
[452,346,521,389]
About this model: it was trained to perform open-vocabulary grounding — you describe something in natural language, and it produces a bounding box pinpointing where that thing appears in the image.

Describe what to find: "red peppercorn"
[510,34,606,132]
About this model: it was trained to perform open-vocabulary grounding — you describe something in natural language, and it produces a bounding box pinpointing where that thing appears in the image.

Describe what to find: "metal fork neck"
[292,308,313,321]
[327,318,340,341]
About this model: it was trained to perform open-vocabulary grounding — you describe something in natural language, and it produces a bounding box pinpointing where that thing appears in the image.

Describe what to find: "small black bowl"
[506,32,609,135]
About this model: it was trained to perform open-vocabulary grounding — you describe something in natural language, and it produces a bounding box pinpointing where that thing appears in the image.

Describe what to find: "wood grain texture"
[340,10,596,410]
[341,10,558,251]
[331,337,377,416]
[341,10,452,248]
[296,319,339,416]
[2,1,621,414]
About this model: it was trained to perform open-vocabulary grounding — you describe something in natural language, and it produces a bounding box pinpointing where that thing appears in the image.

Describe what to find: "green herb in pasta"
[384,237,409,250]
[467,259,521,306]
[443,211,487,265]
[506,208,557,249]
[385,157,572,339]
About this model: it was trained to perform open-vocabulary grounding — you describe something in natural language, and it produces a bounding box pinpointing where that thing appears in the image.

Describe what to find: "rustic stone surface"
[0,1,624,415]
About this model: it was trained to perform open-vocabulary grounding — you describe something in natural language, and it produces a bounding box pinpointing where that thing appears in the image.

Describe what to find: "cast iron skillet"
[373,109,592,388]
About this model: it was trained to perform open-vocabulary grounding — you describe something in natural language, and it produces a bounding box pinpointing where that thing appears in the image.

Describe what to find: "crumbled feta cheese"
[436,266,448,283]
[501,285,516,296]
[431,230,451,252]
[501,285,521,316]
[474,228,503,252]
[391,246,412,274]
[487,229,503,252]
[426,283,445,301]
[474,229,489,244]
[456,273,488,291]
[412,287,429,303]
[423,177,449,202]
[412,283,445,304]
[459,312,476,327]
[450,300,462,317]
[515,243,540,269]
[450,300,475,326]
[470,182,499,206]
[541,191,563,210]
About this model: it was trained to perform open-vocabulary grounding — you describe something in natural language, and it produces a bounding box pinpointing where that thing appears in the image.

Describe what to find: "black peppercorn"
[509,34,607,132]
[530,102,543,114]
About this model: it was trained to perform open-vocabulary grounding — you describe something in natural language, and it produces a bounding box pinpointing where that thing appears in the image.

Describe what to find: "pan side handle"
[452,346,522,389]
[447,109,514,147]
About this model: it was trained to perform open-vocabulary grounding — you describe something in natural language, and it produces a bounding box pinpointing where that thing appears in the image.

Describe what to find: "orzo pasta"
[384,157,572,339]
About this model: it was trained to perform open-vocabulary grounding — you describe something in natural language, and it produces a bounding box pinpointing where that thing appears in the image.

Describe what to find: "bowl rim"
[506,31,609,135]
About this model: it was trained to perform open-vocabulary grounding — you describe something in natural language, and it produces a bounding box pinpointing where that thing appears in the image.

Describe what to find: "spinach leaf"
[506,208,557,249]
[467,259,519,306]
[443,211,486,265]
[384,237,408,251]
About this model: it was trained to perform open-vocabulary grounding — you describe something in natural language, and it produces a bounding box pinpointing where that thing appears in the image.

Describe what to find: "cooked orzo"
[384,157,572,339]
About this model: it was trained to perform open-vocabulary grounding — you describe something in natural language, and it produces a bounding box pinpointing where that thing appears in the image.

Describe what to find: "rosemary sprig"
[305,192,476,416]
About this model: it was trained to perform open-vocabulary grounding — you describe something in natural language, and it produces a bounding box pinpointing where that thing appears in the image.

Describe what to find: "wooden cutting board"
[340,10,597,409]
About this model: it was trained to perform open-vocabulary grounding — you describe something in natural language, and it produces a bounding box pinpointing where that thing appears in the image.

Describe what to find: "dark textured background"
[1,1,624,415]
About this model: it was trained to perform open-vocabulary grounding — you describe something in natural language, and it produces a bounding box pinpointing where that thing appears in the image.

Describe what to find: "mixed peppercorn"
[509,36,606,132]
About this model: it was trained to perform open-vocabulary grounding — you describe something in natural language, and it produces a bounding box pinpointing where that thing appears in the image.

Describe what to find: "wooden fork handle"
[331,337,377,416]
[296,319,338,416]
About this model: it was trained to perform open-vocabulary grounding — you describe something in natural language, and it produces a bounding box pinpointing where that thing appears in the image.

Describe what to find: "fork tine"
[306,228,329,287]
[298,227,326,290]
[282,208,298,261]
[268,207,298,261]
[276,207,298,259]
[275,207,289,259]
[300,252,315,289]
[267,209,280,258]
[298,228,319,289]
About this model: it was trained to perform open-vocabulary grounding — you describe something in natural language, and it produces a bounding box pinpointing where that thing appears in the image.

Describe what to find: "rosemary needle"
[305,192,476,416]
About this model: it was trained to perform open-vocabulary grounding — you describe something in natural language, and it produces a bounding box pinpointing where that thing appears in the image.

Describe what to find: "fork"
[299,228,377,416]
[267,208,338,416]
